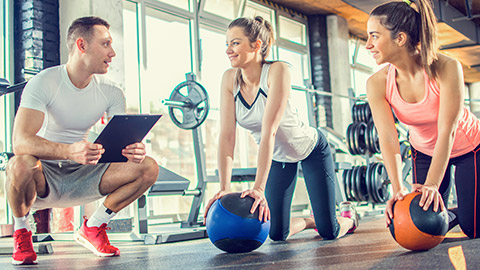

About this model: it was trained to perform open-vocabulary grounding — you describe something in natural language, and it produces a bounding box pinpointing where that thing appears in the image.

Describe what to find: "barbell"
[162,73,209,130]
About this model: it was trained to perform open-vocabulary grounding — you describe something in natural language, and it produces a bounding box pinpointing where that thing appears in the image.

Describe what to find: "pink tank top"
[385,65,480,157]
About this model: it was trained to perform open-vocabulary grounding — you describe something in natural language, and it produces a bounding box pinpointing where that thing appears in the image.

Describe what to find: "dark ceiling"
[269,0,480,83]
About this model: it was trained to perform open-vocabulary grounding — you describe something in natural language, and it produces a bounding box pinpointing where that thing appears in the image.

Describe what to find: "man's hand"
[122,142,146,163]
[68,140,104,165]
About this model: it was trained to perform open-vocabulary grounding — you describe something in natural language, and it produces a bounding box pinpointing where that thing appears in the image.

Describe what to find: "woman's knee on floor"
[459,222,480,239]
[316,226,338,240]
[269,227,289,241]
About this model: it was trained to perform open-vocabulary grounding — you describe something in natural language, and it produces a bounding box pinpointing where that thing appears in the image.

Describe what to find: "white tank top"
[234,63,317,162]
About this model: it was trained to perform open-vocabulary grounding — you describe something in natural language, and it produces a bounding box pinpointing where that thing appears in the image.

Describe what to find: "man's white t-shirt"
[19,65,126,144]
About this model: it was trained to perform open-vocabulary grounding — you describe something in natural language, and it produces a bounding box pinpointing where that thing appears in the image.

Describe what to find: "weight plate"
[355,165,366,201]
[351,123,358,155]
[352,122,362,155]
[343,169,350,201]
[372,124,380,153]
[351,105,357,123]
[370,163,380,203]
[354,165,362,201]
[366,120,375,154]
[361,103,367,123]
[376,163,391,203]
[347,168,355,201]
[345,168,352,201]
[356,122,367,155]
[347,167,355,201]
[365,163,375,202]
[364,103,372,123]
[346,123,355,155]
[167,80,210,130]
[360,165,369,201]
[351,166,360,201]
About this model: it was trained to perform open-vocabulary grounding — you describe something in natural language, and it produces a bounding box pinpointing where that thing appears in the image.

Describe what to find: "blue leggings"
[412,144,480,239]
[265,130,340,241]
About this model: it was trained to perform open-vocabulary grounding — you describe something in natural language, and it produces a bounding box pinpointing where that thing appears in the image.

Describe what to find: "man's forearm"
[13,135,70,160]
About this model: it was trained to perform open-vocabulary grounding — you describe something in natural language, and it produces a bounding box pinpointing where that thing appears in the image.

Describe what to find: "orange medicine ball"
[389,192,449,251]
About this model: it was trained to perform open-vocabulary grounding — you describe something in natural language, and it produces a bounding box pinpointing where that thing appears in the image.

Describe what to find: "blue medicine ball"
[206,192,270,253]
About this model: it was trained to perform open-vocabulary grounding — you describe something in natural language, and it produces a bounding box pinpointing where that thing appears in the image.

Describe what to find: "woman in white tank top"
[204,16,358,241]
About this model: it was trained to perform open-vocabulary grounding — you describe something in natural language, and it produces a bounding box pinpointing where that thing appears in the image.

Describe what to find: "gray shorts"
[32,160,110,210]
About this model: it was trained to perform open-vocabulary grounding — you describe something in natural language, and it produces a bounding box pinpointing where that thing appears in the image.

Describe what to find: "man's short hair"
[67,16,110,52]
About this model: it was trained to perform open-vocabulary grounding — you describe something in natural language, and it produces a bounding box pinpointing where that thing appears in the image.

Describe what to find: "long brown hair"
[370,0,438,78]
[228,16,275,88]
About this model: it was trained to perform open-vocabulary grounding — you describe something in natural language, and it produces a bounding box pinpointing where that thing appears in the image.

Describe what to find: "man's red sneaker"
[74,218,120,257]
[12,228,37,265]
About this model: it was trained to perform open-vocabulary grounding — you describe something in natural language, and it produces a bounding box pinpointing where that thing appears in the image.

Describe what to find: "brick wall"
[308,15,333,129]
[14,0,59,113]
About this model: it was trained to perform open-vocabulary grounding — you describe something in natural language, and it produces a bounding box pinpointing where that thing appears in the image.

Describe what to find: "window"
[203,0,244,20]
[348,38,383,96]
[142,8,193,113]
[124,2,196,216]
[0,0,8,224]
[198,25,233,172]
[0,1,3,74]
[278,48,308,86]
[278,15,306,46]
[123,1,141,113]
[278,48,310,124]
[158,0,190,11]
[243,1,273,22]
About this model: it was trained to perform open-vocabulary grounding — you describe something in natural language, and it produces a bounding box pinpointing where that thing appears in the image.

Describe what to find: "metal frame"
[435,0,480,49]
[448,0,480,21]
[1,0,14,226]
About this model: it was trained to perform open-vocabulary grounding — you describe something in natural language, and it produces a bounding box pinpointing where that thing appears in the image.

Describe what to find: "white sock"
[13,214,31,232]
[87,204,116,228]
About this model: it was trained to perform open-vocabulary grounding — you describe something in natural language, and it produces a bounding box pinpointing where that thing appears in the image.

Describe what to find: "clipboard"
[94,114,162,163]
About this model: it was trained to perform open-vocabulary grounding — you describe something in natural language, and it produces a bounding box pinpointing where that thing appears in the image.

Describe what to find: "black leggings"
[265,130,340,241]
[411,144,480,239]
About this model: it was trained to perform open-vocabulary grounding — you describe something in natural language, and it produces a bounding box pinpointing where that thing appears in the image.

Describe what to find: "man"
[7,16,159,265]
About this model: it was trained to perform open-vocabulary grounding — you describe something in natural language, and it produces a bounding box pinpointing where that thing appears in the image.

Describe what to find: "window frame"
[1,0,14,225]
[198,0,246,28]
[122,0,314,216]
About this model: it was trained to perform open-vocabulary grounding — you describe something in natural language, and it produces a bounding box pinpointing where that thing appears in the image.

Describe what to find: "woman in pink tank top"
[367,0,480,239]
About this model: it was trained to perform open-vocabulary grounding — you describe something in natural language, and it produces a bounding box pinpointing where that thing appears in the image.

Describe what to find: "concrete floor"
[0,214,475,270]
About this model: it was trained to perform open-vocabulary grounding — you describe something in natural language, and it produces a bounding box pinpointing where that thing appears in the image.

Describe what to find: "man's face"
[83,25,116,74]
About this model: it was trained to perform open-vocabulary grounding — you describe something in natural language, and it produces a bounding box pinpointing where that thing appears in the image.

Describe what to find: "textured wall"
[59,0,125,91]
[307,15,332,128]
[14,0,60,112]
[327,15,352,136]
